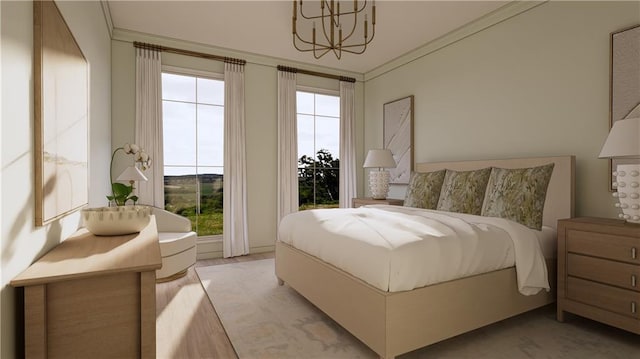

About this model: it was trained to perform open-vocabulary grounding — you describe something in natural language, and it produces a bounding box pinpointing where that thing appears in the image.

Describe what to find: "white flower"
[123,143,132,154]
[137,151,149,162]
[129,143,140,154]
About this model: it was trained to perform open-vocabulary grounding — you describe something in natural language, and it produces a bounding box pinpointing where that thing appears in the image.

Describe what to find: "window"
[162,70,224,237]
[297,90,340,210]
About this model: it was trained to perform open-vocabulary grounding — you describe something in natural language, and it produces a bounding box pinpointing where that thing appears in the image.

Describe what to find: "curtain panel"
[135,47,164,208]
[277,70,299,226]
[339,81,356,208]
[223,62,249,258]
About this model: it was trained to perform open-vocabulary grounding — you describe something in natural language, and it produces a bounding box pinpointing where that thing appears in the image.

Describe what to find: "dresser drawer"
[567,229,640,264]
[568,254,640,292]
[567,277,640,319]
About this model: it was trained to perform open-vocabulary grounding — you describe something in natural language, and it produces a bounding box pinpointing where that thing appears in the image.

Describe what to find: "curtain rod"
[277,65,356,83]
[134,41,246,65]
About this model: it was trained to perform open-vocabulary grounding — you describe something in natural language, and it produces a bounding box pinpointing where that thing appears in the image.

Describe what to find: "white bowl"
[82,205,152,236]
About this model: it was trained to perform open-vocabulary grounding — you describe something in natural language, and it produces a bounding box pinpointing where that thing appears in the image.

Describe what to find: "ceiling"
[107,1,509,74]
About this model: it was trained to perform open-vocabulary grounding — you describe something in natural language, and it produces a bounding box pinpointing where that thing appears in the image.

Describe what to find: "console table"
[11,215,162,358]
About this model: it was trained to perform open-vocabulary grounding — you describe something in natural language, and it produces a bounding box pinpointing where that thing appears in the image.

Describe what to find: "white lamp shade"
[599,117,640,158]
[117,166,148,182]
[363,149,397,168]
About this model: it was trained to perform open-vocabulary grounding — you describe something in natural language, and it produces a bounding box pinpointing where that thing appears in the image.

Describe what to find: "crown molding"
[100,0,113,38]
[364,0,547,82]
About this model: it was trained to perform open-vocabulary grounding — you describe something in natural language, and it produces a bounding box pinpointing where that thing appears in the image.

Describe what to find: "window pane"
[197,169,223,236]
[163,101,196,165]
[315,116,340,161]
[297,114,315,160]
[162,73,196,102]
[315,94,340,117]
[197,78,224,105]
[297,91,314,114]
[296,90,340,211]
[197,104,224,167]
[316,168,340,205]
[164,167,197,232]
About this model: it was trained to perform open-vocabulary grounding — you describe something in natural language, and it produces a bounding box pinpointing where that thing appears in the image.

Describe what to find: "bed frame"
[275,155,575,358]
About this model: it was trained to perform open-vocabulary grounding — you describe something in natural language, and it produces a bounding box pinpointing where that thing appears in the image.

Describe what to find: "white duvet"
[278,205,549,295]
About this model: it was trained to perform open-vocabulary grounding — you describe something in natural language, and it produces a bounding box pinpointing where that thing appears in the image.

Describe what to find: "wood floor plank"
[156,252,275,358]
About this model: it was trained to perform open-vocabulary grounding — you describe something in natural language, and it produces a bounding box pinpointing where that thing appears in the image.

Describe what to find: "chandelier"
[292,0,377,59]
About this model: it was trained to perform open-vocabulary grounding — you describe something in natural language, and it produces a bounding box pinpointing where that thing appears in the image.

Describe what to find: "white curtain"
[277,70,298,226]
[339,80,357,208]
[223,61,249,258]
[135,47,164,208]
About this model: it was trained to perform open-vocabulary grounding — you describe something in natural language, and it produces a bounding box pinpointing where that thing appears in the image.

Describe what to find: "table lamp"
[117,166,148,203]
[598,117,640,223]
[363,149,397,199]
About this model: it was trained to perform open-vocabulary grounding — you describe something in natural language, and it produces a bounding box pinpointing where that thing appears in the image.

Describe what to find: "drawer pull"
[632,302,637,314]
[633,247,637,260]
[633,275,637,287]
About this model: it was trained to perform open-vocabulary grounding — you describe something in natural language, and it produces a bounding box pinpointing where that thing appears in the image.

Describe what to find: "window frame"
[161,65,224,241]
[296,86,341,210]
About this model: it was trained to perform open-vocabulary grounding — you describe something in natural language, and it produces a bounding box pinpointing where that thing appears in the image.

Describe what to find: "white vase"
[369,170,390,199]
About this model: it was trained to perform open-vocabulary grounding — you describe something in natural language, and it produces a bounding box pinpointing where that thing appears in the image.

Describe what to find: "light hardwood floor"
[156,252,275,359]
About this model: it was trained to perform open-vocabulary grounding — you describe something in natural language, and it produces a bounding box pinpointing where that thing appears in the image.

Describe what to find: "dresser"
[352,197,404,208]
[557,217,640,333]
[11,216,162,358]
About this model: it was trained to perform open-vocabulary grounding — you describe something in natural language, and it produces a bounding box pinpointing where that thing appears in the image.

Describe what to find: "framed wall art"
[34,0,89,226]
[609,24,640,191]
[383,95,414,184]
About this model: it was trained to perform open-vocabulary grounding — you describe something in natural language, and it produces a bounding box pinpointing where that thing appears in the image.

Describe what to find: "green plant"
[107,143,151,206]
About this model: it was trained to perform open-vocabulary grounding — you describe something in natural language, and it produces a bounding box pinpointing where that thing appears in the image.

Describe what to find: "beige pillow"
[481,163,555,230]
[404,170,446,209]
[437,168,491,215]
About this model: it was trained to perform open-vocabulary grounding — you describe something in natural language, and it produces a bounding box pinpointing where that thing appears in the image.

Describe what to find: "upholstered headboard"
[415,156,575,230]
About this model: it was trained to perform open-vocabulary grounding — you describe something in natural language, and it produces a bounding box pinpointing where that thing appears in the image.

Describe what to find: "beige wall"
[111,32,365,257]
[364,1,640,219]
[0,1,112,356]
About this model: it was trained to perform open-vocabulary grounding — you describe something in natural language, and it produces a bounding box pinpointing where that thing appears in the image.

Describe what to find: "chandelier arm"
[298,0,322,20]
[357,0,368,13]
[313,46,331,59]
[294,32,318,47]
[340,11,359,43]
[294,40,330,52]
[320,5,334,49]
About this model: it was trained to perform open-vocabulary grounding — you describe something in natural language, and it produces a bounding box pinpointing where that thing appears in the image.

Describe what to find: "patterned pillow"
[481,163,555,230]
[404,170,446,209]
[437,168,491,215]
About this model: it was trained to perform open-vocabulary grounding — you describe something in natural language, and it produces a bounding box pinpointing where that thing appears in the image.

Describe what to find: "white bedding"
[278,205,550,295]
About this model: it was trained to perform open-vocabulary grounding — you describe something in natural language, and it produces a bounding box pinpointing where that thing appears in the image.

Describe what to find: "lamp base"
[612,164,640,223]
[369,170,390,200]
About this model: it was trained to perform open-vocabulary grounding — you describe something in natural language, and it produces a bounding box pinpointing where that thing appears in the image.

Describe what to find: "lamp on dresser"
[598,117,640,223]
[116,166,148,205]
[363,149,397,199]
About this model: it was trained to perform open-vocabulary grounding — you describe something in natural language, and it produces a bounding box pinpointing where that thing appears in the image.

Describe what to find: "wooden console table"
[11,215,162,358]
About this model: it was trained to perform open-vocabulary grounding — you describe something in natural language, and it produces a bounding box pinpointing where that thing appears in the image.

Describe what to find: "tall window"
[162,70,224,237]
[297,90,340,210]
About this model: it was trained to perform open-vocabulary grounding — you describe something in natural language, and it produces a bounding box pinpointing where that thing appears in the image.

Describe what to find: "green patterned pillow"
[481,163,555,230]
[437,168,491,215]
[404,170,446,209]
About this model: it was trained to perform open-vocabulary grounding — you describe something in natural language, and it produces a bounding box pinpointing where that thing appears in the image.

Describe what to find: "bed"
[275,155,575,359]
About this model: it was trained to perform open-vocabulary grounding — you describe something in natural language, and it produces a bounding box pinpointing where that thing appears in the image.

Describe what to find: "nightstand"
[352,197,404,208]
[557,217,640,334]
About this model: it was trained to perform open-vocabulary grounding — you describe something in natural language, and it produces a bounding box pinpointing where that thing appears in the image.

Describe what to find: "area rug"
[196,259,375,358]
[196,259,639,359]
